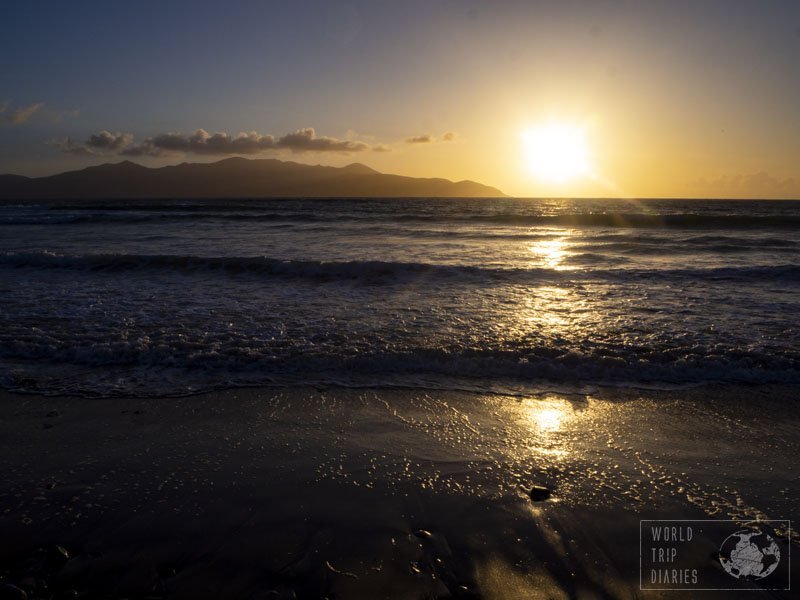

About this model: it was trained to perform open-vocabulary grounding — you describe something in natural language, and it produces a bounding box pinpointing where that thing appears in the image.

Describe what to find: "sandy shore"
[0,385,797,599]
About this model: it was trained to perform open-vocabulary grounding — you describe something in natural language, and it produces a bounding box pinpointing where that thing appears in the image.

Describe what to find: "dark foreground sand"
[0,385,797,599]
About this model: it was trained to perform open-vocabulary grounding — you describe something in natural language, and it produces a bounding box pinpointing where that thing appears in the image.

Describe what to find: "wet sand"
[0,385,797,599]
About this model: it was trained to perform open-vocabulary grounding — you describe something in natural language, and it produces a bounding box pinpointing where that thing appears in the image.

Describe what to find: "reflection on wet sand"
[0,387,796,598]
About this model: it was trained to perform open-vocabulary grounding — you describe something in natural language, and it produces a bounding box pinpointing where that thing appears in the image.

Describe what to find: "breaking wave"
[3,251,799,284]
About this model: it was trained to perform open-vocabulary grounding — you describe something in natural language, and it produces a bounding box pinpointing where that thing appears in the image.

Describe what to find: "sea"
[1,197,799,397]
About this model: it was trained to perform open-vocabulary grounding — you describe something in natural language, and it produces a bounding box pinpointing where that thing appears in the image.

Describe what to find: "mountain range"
[0,158,505,198]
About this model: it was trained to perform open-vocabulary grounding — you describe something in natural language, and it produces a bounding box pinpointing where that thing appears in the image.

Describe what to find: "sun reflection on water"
[528,230,575,270]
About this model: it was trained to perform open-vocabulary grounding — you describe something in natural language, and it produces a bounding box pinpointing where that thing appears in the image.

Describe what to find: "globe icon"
[719,529,780,580]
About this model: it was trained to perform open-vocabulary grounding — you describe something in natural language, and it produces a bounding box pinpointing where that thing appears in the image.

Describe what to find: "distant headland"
[0,157,506,199]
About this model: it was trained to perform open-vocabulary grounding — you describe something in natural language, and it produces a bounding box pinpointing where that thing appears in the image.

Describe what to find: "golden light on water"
[529,238,567,269]
[528,230,577,270]
[532,407,564,432]
[520,285,570,330]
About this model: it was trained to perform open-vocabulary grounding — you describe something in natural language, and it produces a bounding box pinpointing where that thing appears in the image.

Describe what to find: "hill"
[0,158,506,198]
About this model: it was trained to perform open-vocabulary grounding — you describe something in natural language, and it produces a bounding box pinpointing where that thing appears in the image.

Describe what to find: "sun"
[521,122,592,184]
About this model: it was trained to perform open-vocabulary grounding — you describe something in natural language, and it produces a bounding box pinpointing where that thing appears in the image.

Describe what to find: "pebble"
[529,485,551,502]
[413,529,432,539]
[47,544,70,567]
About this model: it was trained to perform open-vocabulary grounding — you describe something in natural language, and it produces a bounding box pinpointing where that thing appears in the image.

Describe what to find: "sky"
[1,0,799,198]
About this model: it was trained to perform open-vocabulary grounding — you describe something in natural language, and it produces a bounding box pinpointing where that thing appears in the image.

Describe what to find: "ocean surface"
[1,197,799,397]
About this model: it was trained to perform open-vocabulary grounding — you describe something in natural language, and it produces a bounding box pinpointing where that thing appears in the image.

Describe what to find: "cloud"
[122,129,278,156]
[87,130,133,151]
[405,134,433,144]
[47,131,133,156]
[1,102,78,125]
[276,128,369,152]
[405,132,457,144]
[2,102,44,125]
[52,127,375,157]
[45,137,93,156]
[693,172,798,198]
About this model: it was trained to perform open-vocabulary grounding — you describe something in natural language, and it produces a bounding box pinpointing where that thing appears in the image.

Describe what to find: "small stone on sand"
[413,529,432,539]
[47,544,70,567]
[529,485,551,502]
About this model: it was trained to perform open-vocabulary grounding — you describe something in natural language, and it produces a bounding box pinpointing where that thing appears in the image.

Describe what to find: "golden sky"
[2,1,799,198]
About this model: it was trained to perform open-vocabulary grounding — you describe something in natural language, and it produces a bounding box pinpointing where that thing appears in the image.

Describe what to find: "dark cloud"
[87,130,133,151]
[47,131,133,156]
[405,132,456,144]
[54,127,373,157]
[276,128,369,152]
[1,102,44,125]
[122,129,278,156]
[45,137,96,156]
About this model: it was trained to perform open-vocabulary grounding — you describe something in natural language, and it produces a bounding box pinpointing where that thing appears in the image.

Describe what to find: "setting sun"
[521,122,592,185]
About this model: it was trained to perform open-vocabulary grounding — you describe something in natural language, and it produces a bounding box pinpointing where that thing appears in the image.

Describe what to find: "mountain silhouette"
[0,157,505,198]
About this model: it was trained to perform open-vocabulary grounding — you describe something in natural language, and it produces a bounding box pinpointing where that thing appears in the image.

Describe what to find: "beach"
[4,0,800,596]
[1,384,796,598]
[1,197,799,597]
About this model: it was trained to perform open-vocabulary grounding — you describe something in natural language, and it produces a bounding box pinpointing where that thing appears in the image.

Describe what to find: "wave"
[3,342,799,398]
[459,213,800,229]
[7,208,800,229]
[3,251,800,283]
[0,211,326,225]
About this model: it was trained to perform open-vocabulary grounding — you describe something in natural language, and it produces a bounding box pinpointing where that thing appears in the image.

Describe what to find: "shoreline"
[1,384,797,598]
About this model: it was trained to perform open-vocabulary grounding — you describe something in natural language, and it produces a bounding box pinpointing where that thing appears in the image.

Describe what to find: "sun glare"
[521,122,592,184]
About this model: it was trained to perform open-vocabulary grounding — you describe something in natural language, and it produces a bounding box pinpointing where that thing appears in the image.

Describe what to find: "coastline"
[1,384,796,598]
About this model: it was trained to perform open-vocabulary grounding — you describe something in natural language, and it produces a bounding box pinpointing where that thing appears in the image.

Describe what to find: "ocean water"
[1,197,799,397]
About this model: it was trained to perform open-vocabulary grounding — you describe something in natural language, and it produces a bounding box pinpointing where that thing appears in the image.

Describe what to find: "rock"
[47,544,70,567]
[413,529,432,539]
[0,584,27,600]
[46,410,60,418]
[529,485,551,502]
